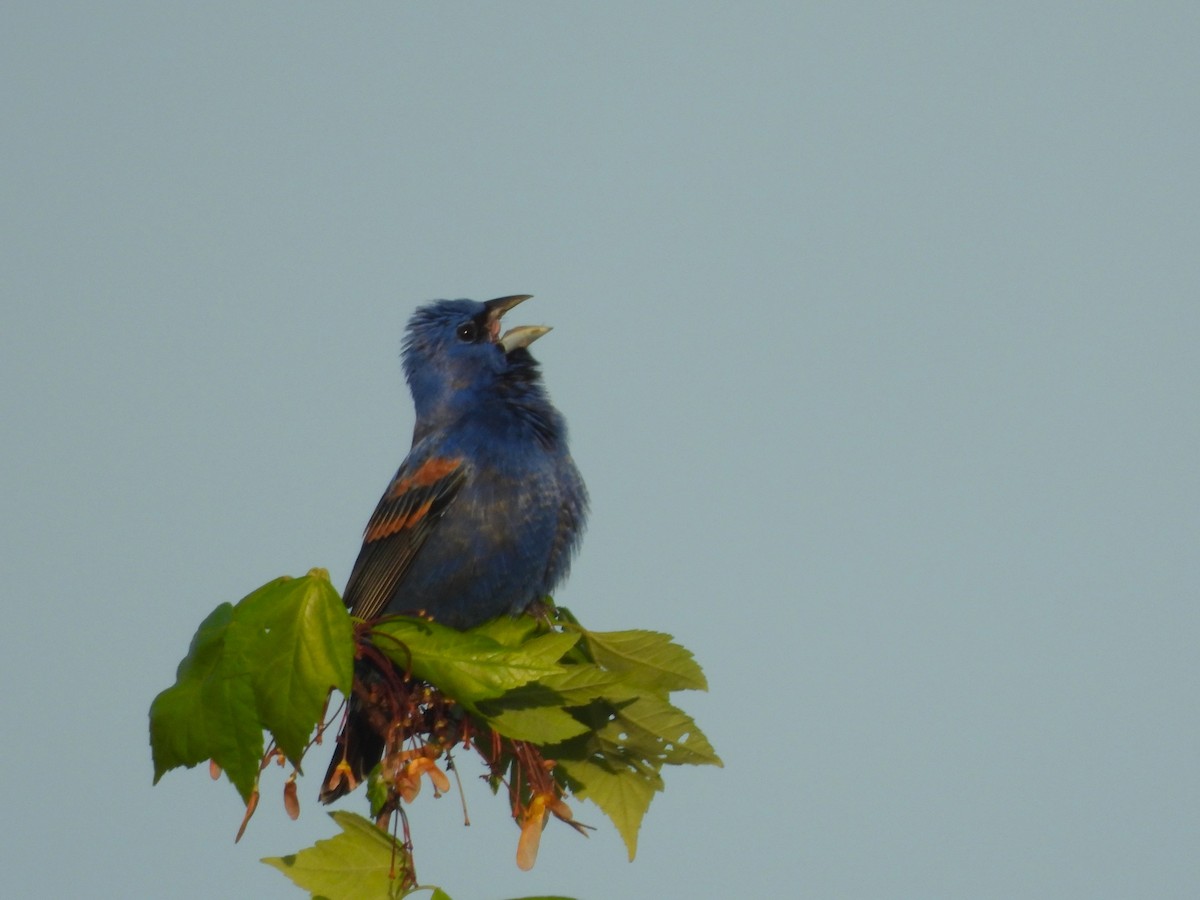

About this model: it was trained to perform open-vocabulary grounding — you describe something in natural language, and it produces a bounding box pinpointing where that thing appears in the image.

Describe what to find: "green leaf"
[597,695,724,767]
[557,756,662,861]
[518,631,583,667]
[262,811,407,899]
[226,570,354,763]
[149,571,355,801]
[469,614,541,646]
[581,630,708,693]
[372,618,575,708]
[366,764,390,819]
[149,602,263,800]
[457,637,612,711]
[533,663,643,706]
[481,706,590,743]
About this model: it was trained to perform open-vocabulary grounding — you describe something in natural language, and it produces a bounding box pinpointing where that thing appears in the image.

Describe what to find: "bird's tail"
[319,660,386,804]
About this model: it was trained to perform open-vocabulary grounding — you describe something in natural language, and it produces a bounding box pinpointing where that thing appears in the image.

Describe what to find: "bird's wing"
[342,451,468,621]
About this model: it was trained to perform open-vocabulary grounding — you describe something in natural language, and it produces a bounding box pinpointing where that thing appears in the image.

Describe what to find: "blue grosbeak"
[320,295,587,801]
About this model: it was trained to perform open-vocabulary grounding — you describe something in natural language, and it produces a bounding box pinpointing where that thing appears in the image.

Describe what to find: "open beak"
[484,294,552,353]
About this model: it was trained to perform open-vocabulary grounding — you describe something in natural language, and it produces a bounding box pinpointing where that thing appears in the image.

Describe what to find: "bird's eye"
[456,322,479,343]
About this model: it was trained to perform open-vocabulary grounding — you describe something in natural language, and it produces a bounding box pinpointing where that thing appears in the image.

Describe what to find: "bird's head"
[403,295,551,421]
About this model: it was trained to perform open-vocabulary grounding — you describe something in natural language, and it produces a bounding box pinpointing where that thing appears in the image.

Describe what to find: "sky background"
[2,3,1198,898]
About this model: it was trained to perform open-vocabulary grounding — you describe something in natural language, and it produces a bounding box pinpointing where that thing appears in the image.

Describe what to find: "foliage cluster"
[150,570,720,899]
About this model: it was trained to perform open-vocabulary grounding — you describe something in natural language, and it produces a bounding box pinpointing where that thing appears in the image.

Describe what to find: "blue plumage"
[321,295,587,801]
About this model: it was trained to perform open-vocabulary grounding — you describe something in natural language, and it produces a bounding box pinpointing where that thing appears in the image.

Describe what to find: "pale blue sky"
[3,3,1198,898]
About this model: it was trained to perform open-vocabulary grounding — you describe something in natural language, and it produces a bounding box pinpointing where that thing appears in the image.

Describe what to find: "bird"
[320,294,587,802]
